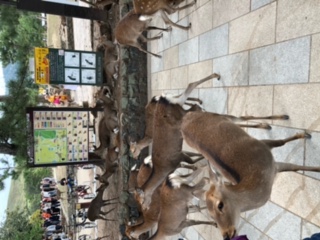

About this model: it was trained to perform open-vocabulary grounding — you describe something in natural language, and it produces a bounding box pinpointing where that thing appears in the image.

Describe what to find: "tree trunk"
[0,143,17,156]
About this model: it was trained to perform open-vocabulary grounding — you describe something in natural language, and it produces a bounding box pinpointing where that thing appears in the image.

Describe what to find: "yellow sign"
[34,47,50,84]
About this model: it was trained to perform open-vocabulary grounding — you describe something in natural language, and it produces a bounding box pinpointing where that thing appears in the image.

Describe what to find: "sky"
[0,62,12,222]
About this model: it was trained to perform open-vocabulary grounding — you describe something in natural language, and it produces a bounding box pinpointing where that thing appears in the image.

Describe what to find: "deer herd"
[83,0,320,239]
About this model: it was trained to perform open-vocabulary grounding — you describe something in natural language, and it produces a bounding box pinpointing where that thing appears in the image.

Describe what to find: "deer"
[97,36,119,90]
[148,166,217,240]
[93,87,119,156]
[180,111,320,240]
[126,156,200,239]
[128,155,153,193]
[133,0,196,29]
[96,87,119,133]
[95,147,119,186]
[136,74,221,210]
[114,10,171,58]
[130,94,204,159]
[87,184,118,221]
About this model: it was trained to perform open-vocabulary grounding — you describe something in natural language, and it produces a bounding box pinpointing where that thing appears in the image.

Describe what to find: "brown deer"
[180,111,320,240]
[133,0,196,29]
[136,74,221,210]
[126,155,160,239]
[115,10,172,58]
[128,155,153,193]
[93,87,119,156]
[95,147,119,186]
[126,156,199,239]
[148,167,216,239]
[97,36,119,89]
[130,95,204,159]
[87,184,118,221]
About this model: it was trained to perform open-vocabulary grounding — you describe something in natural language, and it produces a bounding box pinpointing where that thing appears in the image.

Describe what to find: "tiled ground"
[147,0,320,239]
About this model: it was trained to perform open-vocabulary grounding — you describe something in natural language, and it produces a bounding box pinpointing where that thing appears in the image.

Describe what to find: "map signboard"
[34,47,103,86]
[26,107,101,167]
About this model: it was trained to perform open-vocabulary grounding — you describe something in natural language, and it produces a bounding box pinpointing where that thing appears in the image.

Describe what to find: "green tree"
[0,5,46,65]
[0,209,43,240]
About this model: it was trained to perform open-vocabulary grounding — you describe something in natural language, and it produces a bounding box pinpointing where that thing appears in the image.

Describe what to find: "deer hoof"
[260,123,272,130]
[304,132,312,139]
[282,115,289,120]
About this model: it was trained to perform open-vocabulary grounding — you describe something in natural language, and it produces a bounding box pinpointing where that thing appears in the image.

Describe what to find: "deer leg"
[188,204,207,213]
[139,34,162,42]
[186,97,202,104]
[182,151,202,157]
[179,162,197,171]
[261,132,310,149]
[146,26,171,32]
[96,236,110,240]
[178,219,217,229]
[100,207,116,215]
[170,166,206,184]
[276,162,320,173]
[229,114,289,122]
[169,0,196,11]
[129,42,162,58]
[160,10,191,30]
[236,123,271,130]
[180,153,204,165]
[172,73,220,106]
[130,136,153,159]
[98,215,118,221]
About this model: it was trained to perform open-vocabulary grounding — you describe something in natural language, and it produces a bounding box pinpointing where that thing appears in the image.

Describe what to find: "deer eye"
[217,202,224,211]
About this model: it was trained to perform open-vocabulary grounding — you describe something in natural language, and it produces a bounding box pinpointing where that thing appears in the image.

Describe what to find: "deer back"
[115,10,148,45]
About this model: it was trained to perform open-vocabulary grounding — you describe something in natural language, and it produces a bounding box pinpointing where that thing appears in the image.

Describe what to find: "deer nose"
[223,237,230,240]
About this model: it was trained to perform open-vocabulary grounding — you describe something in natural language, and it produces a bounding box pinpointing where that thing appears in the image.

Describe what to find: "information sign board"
[34,47,103,85]
[26,107,102,167]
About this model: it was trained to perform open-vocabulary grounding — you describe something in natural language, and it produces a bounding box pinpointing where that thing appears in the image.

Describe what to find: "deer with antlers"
[180,111,320,240]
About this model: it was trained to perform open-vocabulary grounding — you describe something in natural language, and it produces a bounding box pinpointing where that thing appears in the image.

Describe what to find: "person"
[41,177,56,185]
[53,93,61,106]
[42,189,57,198]
[46,224,62,232]
[44,94,55,105]
[42,196,59,203]
[304,233,320,240]
[59,177,75,189]
[49,215,60,222]
[40,184,56,192]
[41,211,52,219]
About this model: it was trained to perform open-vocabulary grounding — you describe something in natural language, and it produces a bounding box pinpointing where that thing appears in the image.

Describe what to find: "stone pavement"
[147,0,320,239]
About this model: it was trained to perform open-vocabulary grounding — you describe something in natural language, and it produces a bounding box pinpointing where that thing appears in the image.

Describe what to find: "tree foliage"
[0,4,47,203]
[0,5,46,65]
[0,209,43,240]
